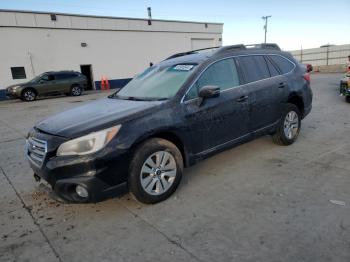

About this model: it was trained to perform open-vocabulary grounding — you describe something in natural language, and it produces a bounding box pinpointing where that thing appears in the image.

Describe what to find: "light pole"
[262,15,271,44]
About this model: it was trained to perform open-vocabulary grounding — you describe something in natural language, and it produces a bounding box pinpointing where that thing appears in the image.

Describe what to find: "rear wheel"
[70,85,82,96]
[346,96,350,103]
[21,89,37,102]
[272,104,301,145]
[128,138,183,204]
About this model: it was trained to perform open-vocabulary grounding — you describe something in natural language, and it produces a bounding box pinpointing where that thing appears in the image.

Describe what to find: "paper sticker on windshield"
[173,64,194,71]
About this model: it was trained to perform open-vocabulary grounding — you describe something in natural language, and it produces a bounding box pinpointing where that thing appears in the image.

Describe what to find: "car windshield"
[29,73,46,83]
[114,64,196,100]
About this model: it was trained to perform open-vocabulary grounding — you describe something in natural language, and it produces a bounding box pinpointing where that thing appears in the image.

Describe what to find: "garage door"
[191,38,215,50]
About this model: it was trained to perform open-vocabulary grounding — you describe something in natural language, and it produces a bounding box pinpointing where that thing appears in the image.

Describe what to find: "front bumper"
[26,131,130,202]
[6,89,20,99]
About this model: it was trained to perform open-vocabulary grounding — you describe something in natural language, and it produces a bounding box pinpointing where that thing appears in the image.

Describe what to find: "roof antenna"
[147,7,152,25]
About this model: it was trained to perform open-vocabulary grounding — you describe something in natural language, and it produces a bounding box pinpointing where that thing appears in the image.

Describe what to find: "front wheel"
[21,89,37,102]
[272,104,301,145]
[70,85,82,96]
[346,96,350,103]
[128,138,183,204]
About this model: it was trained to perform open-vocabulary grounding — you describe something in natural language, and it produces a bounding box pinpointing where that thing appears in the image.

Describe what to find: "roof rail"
[164,43,281,61]
[164,46,220,60]
[214,44,246,55]
[215,43,281,55]
[245,43,281,51]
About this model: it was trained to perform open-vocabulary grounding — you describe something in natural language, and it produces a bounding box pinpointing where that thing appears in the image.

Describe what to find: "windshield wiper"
[151,97,168,101]
[109,94,168,101]
[118,96,148,101]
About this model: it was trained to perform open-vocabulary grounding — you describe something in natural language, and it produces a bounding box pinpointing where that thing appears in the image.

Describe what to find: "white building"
[0,10,223,98]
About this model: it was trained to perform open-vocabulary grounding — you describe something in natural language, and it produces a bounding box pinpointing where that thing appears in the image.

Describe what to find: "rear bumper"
[303,104,312,118]
[302,83,313,119]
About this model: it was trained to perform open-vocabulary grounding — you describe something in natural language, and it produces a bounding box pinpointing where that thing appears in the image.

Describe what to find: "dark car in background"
[6,71,87,101]
[26,43,312,204]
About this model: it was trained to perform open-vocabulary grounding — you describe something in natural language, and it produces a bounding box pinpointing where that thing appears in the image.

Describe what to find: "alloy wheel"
[140,151,177,195]
[283,111,299,139]
[72,86,81,96]
[24,90,35,101]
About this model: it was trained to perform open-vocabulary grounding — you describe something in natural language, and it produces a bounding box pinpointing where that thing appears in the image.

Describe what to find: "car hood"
[35,98,164,138]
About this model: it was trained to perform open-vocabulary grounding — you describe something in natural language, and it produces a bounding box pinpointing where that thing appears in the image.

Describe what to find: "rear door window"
[268,55,295,74]
[56,73,76,80]
[185,58,240,100]
[238,55,270,83]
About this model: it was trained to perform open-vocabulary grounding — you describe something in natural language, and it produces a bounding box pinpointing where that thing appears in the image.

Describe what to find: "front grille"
[26,137,47,167]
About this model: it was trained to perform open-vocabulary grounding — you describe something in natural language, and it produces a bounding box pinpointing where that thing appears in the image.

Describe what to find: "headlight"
[57,125,121,156]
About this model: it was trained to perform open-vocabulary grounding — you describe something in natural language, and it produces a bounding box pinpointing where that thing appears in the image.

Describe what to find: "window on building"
[238,56,270,83]
[11,67,26,79]
[268,55,295,74]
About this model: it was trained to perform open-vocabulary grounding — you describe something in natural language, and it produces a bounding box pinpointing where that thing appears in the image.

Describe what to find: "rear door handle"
[236,95,248,102]
[278,82,287,88]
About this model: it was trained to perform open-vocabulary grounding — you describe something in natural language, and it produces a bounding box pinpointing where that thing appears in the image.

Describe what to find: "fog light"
[75,185,88,198]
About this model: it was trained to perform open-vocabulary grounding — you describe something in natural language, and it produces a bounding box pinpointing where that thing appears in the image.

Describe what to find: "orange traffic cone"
[100,76,105,90]
[105,76,110,90]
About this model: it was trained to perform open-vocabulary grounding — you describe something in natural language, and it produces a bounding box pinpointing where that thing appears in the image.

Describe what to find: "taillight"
[304,73,310,83]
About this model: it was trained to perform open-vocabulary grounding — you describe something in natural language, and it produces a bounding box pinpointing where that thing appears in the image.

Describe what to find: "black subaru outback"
[26,43,312,204]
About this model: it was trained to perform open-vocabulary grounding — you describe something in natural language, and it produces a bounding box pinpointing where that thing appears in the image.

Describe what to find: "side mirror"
[198,85,220,98]
[196,85,220,106]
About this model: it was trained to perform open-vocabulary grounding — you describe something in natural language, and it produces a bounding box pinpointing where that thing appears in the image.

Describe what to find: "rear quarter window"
[268,55,295,74]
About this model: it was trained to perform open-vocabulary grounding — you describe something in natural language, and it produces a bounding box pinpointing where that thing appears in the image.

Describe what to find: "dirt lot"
[0,73,349,262]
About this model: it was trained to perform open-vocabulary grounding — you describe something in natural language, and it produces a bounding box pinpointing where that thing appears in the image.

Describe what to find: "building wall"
[290,44,350,66]
[0,10,223,92]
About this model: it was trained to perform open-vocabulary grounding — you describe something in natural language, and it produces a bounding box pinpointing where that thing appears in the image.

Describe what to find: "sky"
[1,0,349,50]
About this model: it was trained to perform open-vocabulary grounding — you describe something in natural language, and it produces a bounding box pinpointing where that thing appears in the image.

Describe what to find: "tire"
[70,85,82,96]
[128,138,183,204]
[272,103,301,146]
[346,96,350,103]
[21,88,37,102]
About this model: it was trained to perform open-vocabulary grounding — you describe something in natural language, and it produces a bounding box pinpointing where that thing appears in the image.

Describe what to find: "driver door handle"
[278,82,287,88]
[236,95,248,102]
